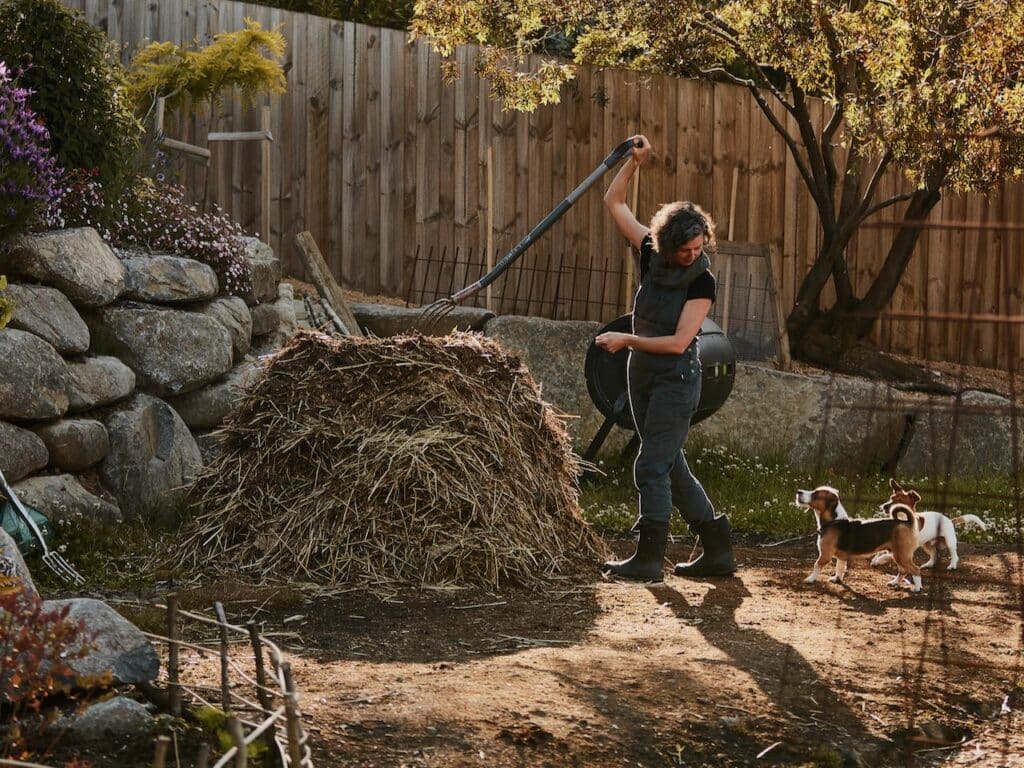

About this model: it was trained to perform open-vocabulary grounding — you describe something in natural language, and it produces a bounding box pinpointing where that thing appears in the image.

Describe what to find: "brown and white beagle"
[795,485,922,592]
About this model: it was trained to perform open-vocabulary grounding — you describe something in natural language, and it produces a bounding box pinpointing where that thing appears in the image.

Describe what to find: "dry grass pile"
[177,330,608,589]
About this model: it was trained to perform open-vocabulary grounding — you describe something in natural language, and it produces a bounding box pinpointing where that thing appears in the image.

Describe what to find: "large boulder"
[484,315,628,451]
[0,329,70,420]
[42,598,159,685]
[33,419,110,472]
[898,390,1021,476]
[0,527,37,598]
[239,237,281,306]
[13,474,122,525]
[0,420,49,482]
[691,363,907,472]
[101,393,202,521]
[66,355,136,413]
[1,228,126,307]
[57,696,155,742]
[167,361,263,430]
[355,302,494,337]
[191,295,252,362]
[84,303,233,397]
[249,301,281,338]
[121,253,219,303]
[4,282,90,354]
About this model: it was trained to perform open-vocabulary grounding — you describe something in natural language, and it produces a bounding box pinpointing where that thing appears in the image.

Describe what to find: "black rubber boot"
[673,515,736,578]
[601,520,669,582]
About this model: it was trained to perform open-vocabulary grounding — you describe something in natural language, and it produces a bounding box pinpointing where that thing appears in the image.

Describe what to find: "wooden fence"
[61,0,1024,371]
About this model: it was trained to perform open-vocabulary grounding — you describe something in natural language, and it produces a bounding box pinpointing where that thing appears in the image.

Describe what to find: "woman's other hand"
[595,331,633,353]
[631,135,651,166]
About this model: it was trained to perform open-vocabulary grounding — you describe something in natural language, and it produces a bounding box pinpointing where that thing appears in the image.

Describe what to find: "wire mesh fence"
[405,242,789,365]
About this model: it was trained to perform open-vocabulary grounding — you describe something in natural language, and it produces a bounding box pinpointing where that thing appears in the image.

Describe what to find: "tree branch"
[790,83,836,231]
[857,190,914,226]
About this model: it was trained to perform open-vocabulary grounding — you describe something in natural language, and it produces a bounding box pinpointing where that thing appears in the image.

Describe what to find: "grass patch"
[580,438,1022,544]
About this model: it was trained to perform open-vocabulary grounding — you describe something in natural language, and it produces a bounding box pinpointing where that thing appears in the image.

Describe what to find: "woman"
[596,135,736,582]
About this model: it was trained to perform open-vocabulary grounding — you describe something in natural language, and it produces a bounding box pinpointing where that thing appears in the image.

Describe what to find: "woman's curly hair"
[649,201,717,261]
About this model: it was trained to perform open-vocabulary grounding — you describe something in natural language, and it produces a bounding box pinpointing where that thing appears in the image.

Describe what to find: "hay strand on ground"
[176,330,608,589]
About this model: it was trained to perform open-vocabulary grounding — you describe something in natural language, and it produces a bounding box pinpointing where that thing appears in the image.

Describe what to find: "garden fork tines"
[0,468,84,586]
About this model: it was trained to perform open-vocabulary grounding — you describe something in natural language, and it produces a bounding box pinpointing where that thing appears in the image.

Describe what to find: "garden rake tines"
[0,468,84,586]
[411,136,643,334]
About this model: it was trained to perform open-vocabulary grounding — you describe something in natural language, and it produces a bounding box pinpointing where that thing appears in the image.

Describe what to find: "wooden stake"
[152,735,171,768]
[214,602,231,712]
[281,663,304,768]
[721,166,739,334]
[766,244,793,370]
[227,716,247,768]
[247,621,280,766]
[260,105,272,245]
[486,145,494,312]
[194,743,211,768]
[167,594,181,718]
[294,231,364,337]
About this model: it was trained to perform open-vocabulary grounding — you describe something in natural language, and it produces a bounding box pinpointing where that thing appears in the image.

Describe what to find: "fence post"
[248,620,281,766]
[167,593,181,717]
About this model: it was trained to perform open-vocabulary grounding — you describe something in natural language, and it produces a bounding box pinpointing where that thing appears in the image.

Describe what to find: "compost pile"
[177,330,608,589]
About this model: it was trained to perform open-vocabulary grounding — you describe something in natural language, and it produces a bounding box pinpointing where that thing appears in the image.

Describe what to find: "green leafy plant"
[125,18,287,120]
[192,706,268,763]
[0,0,141,190]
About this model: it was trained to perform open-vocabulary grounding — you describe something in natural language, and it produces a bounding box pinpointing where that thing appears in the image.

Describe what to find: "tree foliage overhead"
[413,0,1024,373]
[245,0,413,30]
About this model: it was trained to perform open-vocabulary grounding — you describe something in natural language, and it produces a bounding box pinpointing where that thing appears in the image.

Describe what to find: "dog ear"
[889,477,904,493]
[909,490,921,503]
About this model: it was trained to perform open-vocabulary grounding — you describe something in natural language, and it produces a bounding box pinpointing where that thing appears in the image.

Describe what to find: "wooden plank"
[402,33,418,300]
[379,28,406,296]
[303,13,330,279]
[363,24,382,295]
[565,64,591,321]
[294,231,364,336]
[325,19,345,284]
[415,42,442,301]
[341,20,362,288]
[585,67,607,321]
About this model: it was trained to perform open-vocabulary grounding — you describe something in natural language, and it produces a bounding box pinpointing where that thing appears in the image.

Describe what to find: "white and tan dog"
[871,478,986,571]
[796,485,922,592]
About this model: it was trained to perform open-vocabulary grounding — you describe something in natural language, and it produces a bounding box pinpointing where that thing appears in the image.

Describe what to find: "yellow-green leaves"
[125,19,287,118]
[0,275,12,329]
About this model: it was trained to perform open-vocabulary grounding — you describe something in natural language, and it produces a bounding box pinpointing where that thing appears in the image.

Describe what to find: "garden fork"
[411,137,643,333]
[0,468,85,586]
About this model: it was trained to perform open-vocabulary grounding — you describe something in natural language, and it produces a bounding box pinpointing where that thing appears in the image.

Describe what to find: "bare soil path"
[259,539,1024,768]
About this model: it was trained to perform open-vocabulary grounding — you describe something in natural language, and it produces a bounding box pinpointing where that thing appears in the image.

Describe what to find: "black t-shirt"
[638,234,717,303]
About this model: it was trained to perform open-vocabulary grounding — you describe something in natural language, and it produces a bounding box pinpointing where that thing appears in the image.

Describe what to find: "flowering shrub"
[0,61,59,242]
[45,172,252,296]
[0,0,140,190]
[0,586,93,756]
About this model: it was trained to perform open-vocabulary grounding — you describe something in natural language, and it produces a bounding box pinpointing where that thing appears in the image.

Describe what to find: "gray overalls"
[628,251,716,527]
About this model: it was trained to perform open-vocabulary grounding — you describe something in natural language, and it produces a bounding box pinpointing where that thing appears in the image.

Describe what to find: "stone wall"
[0,227,291,526]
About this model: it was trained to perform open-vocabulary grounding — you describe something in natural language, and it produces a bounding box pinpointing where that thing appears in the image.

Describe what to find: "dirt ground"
[241,537,1024,768]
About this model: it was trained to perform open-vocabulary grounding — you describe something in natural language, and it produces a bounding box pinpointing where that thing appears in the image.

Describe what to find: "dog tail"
[951,514,987,530]
[890,503,915,525]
